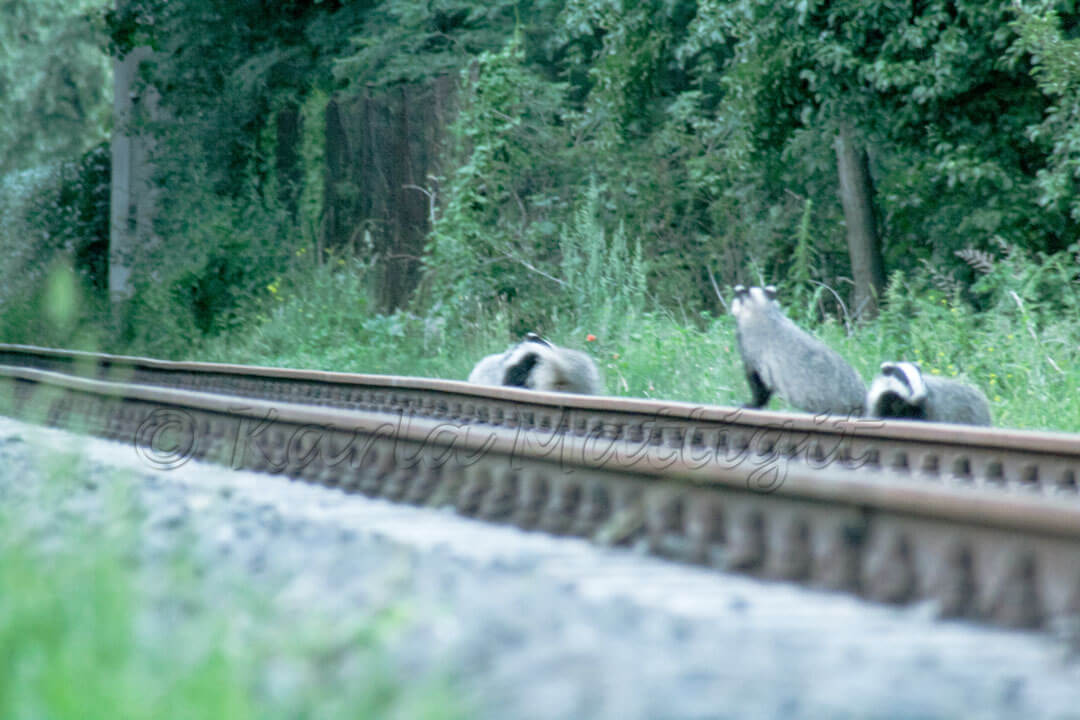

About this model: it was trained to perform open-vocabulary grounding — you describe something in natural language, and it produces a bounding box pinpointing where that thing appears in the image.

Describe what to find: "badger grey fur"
[731,285,865,415]
[865,361,992,426]
[467,333,601,395]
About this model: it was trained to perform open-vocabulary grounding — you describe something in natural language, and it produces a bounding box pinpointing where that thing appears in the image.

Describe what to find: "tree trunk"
[275,104,302,222]
[109,40,158,335]
[834,122,886,319]
[323,80,450,311]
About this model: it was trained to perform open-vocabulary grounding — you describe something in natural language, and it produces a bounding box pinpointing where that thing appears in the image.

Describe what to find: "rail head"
[0,343,1077,457]
[2,363,1080,541]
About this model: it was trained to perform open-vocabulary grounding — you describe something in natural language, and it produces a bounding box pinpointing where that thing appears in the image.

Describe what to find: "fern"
[955,247,995,275]
[918,258,962,296]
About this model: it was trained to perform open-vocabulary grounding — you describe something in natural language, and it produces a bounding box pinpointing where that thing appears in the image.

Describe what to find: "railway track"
[1,343,1079,635]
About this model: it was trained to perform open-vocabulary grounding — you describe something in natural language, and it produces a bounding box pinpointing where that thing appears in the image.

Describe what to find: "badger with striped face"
[731,284,865,415]
[468,333,601,395]
[466,334,550,386]
[866,361,992,426]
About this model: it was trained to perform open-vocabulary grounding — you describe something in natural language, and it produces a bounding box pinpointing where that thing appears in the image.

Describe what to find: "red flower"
[586,334,597,342]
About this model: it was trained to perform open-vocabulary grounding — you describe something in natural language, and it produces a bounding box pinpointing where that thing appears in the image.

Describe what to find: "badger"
[731,284,865,415]
[467,333,551,386]
[865,361,992,426]
[467,333,602,395]
[466,348,516,386]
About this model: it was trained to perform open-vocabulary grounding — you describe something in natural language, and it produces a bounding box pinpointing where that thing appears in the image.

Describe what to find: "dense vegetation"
[1,0,1079,432]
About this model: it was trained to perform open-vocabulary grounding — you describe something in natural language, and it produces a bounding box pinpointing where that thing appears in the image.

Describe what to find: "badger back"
[924,375,993,426]
[771,327,865,415]
[467,351,509,386]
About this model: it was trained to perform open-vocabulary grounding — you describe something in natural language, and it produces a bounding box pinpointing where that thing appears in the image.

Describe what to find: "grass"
[190,258,1080,434]
[5,250,1074,433]
[0,447,466,720]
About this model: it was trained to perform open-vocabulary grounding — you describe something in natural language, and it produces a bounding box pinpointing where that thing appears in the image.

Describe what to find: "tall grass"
[193,229,1080,433]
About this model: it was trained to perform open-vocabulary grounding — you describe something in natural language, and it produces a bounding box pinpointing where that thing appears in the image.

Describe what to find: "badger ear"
[733,284,747,297]
[763,285,778,300]
[523,332,551,347]
[880,361,897,374]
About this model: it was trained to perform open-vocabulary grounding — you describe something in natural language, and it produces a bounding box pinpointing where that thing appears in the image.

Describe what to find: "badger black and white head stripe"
[730,284,778,322]
[522,332,552,348]
[731,285,748,317]
[866,361,992,426]
[501,335,601,394]
[502,332,557,386]
[880,361,928,404]
[468,333,600,394]
[503,346,543,387]
[866,362,928,420]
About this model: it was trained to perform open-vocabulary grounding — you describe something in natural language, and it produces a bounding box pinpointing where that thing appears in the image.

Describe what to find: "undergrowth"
[2,186,1076,432]
[193,217,1080,433]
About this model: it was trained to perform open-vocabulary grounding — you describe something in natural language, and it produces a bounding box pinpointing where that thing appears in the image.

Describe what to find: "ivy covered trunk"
[324,77,453,311]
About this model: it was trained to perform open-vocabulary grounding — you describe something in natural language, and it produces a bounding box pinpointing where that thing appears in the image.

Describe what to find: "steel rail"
[0,343,1077,502]
[1,363,1079,634]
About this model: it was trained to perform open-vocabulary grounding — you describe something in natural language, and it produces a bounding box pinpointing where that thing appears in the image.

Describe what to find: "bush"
[122,186,295,356]
[0,143,110,348]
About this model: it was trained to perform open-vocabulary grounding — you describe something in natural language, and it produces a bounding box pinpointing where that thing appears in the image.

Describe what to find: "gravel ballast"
[1,416,1078,719]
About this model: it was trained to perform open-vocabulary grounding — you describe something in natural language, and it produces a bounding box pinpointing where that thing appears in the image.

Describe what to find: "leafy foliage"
[91,0,1080,337]
[422,30,574,329]
[333,1,559,87]
[1012,2,1080,224]
[0,0,111,175]
[558,183,648,342]
[0,144,110,347]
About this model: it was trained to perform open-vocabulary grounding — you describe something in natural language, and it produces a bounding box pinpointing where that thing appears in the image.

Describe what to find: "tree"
[835,122,885,317]
[0,0,111,175]
[680,0,1073,304]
